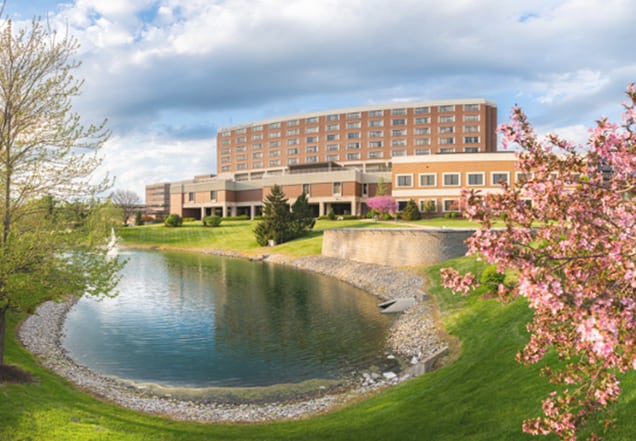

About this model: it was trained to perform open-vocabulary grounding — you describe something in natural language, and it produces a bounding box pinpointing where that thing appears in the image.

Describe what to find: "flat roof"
[218,98,496,133]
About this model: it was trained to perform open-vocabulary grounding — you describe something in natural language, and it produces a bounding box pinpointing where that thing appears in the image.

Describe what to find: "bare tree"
[0,8,122,369]
[111,189,142,225]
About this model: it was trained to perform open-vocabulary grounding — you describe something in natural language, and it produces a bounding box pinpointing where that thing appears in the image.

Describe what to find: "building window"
[439,105,455,112]
[220,139,231,146]
[443,173,461,186]
[439,126,455,134]
[492,172,510,185]
[443,199,460,212]
[419,174,436,187]
[305,136,317,143]
[464,136,480,144]
[287,158,298,165]
[188,192,194,202]
[368,120,384,127]
[306,156,318,163]
[464,147,480,153]
[326,134,339,141]
[269,141,280,147]
[368,151,384,159]
[347,152,361,160]
[391,139,406,147]
[439,115,455,123]
[369,130,384,138]
[235,128,246,135]
[414,106,430,114]
[306,145,318,153]
[209,191,217,201]
[464,104,480,111]
[268,122,281,129]
[221,165,231,172]
[252,134,263,140]
[368,110,384,117]
[464,125,480,132]
[346,112,361,119]
[362,183,369,196]
[439,147,456,153]
[236,145,247,152]
[333,181,342,195]
[326,154,339,161]
[463,114,480,122]
[305,126,319,133]
[326,144,339,151]
[391,149,406,157]
[252,152,263,159]
[347,142,360,150]
[396,174,413,187]
[326,124,339,131]
[391,108,406,115]
[236,154,246,161]
[347,132,361,139]
[236,136,247,143]
[516,172,530,184]
[269,159,281,167]
[252,125,263,132]
[302,183,311,195]
[369,141,383,148]
[253,161,263,168]
[439,137,455,145]
[220,147,231,154]
[392,118,406,126]
[392,129,407,136]
[414,117,430,125]
[347,121,361,129]
[287,119,299,127]
[236,163,247,170]
[326,114,339,121]
[220,156,231,163]
[287,138,299,145]
[467,173,484,186]
[269,150,280,157]
[415,148,431,155]
[287,148,299,155]
[305,116,319,124]
[221,130,231,137]
[415,138,430,145]
[268,131,280,139]
[287,128,299,136]
[415,127,430,135]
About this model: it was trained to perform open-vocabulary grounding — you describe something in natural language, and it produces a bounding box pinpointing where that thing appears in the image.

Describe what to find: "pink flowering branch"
[442,84,636,440]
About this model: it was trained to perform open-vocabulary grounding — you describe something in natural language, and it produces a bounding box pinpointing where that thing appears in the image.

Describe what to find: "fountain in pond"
[106,227,118,259]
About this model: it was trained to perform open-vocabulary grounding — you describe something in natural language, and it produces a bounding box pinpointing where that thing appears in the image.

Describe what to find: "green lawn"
[1,228,634,440]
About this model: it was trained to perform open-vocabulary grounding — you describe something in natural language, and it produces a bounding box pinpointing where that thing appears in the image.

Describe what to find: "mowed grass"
[2,228,635,440]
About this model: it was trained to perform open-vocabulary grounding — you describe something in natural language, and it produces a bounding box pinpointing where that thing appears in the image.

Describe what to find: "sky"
[3,0,635,200]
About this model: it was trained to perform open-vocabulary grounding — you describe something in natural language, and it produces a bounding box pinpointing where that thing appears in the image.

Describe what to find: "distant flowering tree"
[441,85,636,440]
[366,195,398,218]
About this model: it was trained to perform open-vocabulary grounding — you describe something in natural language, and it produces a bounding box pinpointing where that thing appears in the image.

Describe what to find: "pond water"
[62,250,393,388]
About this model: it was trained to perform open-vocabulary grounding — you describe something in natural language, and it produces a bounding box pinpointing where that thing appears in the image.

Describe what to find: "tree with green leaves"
[0,10,122,370]
[254,184,292,246]
[290,192,315,237]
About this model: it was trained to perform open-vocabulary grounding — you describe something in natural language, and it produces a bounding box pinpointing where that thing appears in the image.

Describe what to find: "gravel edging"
[18,253,449,423]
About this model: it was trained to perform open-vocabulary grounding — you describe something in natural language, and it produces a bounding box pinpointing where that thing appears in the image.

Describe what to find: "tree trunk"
[0,305,7,366]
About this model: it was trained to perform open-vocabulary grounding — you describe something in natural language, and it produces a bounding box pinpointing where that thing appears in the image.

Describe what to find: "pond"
[62,250,394,388]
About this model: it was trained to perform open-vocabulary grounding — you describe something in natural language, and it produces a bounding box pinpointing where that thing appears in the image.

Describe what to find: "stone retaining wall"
[322,228,474,267]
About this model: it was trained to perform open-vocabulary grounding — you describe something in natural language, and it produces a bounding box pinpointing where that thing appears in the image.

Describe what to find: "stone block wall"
[322,228,474,267]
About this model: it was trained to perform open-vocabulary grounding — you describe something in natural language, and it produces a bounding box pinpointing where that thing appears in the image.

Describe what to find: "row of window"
[221,135,480,156]
[220,105,483,137]
[396,171,516,188]
[221,116,482,142]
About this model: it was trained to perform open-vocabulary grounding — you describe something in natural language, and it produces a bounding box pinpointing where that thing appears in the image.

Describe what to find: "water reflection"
[63,250,392,387]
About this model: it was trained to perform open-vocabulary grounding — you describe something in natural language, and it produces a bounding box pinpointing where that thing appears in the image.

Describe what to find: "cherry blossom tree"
[366,195,398,218]
[441,85,635,440]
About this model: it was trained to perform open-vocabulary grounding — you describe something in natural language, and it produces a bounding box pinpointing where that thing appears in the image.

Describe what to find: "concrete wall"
[322,228,474,267]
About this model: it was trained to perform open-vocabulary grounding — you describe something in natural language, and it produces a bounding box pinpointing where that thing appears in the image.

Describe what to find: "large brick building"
[147,98,517,220]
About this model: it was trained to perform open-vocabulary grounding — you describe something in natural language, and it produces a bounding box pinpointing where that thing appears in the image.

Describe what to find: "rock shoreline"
[18,253,448,423]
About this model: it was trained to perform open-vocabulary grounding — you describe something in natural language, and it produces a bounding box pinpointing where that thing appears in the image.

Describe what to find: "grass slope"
[1,226,634,440]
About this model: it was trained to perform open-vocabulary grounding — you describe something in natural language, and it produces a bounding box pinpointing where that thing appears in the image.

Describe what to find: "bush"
[164,213,183,227]
[444,211,458,218]
[480,265,505,292]
[327,208,336,220]
[203,215,222,227]
[401,199,421,221]
[222,215,250,221]
[183,217,196,223]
